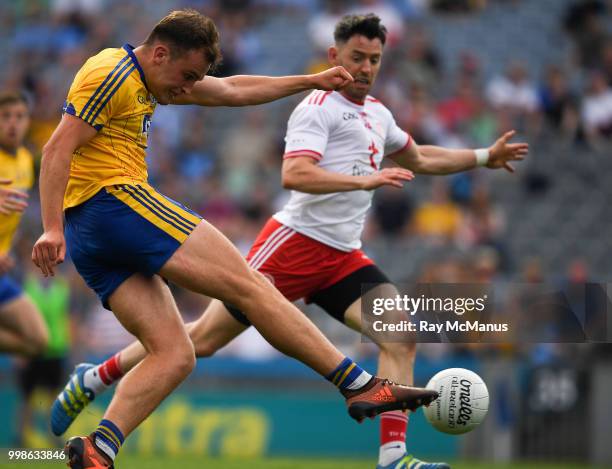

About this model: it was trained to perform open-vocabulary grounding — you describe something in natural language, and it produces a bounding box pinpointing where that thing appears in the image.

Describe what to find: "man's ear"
[328,45,339,65]
[152,44,171,65]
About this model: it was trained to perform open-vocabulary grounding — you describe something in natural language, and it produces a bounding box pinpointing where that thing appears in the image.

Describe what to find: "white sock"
[83,366,110,395]
[94,435,116,461]
[346,371,372,390]
[378,441,406,466]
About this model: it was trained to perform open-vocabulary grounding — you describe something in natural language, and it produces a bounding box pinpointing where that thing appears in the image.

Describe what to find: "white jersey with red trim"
[274,90,411,252]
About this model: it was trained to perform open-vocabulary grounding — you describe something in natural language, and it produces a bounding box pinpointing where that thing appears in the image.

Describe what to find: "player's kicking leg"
[159,221,437,417]
[343,283,449,469]
[0,290,48,357]
[51,299,245,436]
[60,221,437,460]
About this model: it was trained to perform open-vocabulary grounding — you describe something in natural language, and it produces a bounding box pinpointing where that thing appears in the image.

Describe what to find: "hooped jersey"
[0,147,34,255]
[274,90,411,251]
[62,44,156,209]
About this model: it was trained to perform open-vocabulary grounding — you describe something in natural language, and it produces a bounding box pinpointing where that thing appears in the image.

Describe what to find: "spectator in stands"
[459,185,505,247]
[581,70,612,149]
[564,0,609,70]
[486,61,540,132]
[437,76,481,133]
[431,0,487,14]
[307,0,345,56]
[219,109,276,199]
[414,179,463,243]
[395,26,442,94]
[397,82,447,145]
[372,186,414,238]
[600,40,612,86]
[538,65,579,139]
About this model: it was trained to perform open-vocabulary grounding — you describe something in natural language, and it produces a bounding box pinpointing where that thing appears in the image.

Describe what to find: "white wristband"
[474,148,490,167]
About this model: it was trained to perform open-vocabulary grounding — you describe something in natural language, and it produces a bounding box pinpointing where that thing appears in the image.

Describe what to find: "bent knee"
[186,321,220,358]
[194,341,218,358]
[378,341,416,358]
[172,341,196,377]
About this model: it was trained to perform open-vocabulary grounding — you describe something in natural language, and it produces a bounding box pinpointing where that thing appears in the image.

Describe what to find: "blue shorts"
[0,274,22,307]
[65,184,202,309]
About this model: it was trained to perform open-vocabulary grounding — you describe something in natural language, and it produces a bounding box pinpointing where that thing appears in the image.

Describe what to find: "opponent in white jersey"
[52,14,527,469]
[276,89,411,251]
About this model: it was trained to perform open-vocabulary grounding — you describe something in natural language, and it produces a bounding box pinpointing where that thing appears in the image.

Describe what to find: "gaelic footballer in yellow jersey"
[0,145,33,255]
[0,91,48,357]
[62,44,155,210]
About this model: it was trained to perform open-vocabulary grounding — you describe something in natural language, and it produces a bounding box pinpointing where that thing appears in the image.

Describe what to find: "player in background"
[0,92,49,358]
[50,14,527,469]
[32,10,437,469]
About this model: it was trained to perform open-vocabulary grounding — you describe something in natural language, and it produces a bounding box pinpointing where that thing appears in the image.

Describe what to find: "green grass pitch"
[1,456,609,469]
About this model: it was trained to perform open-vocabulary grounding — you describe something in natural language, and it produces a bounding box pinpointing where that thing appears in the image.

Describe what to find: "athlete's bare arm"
[32,114,97,277]
[0,179,28,215]
[174,67,353,107]
[390,130,528,175]
[282,155,414,194]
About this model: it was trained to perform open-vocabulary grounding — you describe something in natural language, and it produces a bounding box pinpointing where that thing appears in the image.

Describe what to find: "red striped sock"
[97,353,124,385]
[380,410,408,446]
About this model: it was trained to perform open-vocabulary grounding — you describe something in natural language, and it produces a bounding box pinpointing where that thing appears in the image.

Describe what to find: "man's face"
[329,35,383,102]
[148,45,210,104]
[0,102,29,151]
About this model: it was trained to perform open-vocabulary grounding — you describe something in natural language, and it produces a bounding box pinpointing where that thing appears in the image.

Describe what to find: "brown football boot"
[343,377,439,422]
[64,435,114,469]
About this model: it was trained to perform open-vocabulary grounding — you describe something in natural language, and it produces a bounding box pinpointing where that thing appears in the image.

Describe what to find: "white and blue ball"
[423,368,489,435]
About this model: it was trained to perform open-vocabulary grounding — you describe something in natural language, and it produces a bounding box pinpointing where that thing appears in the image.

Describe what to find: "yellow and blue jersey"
[63,44,156,210]
[0,146,34,256]
[62,44,202,309]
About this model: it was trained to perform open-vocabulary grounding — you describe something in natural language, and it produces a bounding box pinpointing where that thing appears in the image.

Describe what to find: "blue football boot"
[376,453,451,469]
[51,363,96,436]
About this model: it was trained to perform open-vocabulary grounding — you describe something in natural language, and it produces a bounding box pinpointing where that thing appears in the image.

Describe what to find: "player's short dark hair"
[144,9,222,69]
[334,14,387,46]
[0,91,29,110]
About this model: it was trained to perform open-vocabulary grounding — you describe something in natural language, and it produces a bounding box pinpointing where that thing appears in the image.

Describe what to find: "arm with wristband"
[389,130,528,175]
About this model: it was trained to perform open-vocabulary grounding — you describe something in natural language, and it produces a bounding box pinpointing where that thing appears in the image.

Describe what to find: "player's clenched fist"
[0,179,28,215]
[311,66,354,91]
[362,167,415,190]
[32,229,66,277]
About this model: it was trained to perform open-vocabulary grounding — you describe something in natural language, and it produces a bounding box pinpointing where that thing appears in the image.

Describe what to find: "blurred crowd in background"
[1,0,611,365]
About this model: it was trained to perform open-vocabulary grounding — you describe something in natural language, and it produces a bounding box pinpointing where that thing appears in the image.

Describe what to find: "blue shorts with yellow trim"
[65,183,202,309]
[0,274,22,306]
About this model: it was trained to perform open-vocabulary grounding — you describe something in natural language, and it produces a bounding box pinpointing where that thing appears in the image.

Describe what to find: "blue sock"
[94,419,124,461]
[326,357,372,391]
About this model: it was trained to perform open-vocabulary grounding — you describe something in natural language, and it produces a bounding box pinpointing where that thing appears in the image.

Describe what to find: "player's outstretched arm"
[282,156,414,194]
[0,179,28,215]
[175,67,353,107]
[389,130,528,175]
[32,114,97,277]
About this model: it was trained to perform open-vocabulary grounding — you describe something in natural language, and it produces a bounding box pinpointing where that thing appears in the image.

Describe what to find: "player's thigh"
[187,299,249,357]
[160,221,267,305]
[0,295,48,345]
[107,273,191,354]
